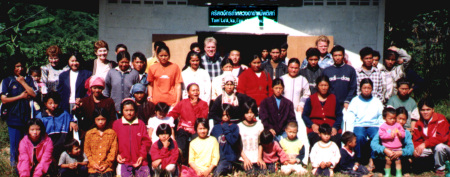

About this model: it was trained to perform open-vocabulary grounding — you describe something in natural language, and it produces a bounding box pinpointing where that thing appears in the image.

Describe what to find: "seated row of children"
[18,87,411,177]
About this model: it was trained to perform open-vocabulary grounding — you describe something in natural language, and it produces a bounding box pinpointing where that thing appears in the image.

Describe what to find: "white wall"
[99,0,384,65]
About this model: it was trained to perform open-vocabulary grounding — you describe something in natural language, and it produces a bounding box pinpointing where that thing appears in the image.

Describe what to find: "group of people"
[1,34,446,177]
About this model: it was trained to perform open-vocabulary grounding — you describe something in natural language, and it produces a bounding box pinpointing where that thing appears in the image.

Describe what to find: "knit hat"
[130,83,147,96]
[221,74,237,88]
[89,76,105,88]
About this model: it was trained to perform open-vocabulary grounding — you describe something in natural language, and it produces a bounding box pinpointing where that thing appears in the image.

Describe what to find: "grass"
[0,100,448,176]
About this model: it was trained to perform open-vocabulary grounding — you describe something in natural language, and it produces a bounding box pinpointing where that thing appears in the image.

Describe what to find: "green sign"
[209,6,278,27]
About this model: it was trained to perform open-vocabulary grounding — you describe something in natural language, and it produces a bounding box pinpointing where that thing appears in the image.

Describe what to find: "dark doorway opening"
[197,32,288,66]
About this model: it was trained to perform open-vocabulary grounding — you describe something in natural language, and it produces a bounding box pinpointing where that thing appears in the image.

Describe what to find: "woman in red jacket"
[412,98,450,175]
[237,55,272,106]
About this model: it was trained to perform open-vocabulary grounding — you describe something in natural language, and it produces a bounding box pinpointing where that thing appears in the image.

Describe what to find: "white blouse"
[280,74,311,110]
[181,67,211,104]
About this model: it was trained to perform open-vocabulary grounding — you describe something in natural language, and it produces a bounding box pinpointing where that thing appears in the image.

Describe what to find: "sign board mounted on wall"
[209,6,278,27]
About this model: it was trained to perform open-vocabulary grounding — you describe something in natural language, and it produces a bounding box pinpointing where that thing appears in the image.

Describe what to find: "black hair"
[26,118,46,139]
[315,75,330,86]
[221,104,232,120]
[382,107,397,118]
[121,99,137,113]
[359,78,373,90]
[116,51,131,62]
[396,77,411,88]
[319,123,332,134]
[331,45,345,55]
[155,102,170,114]
[272,78,284,88]
[28,66,41,76]
[270,46,280,51]
[418,97,435,109]
[156,123,172,137]
[64,139,80,153]
[341,131,356,145]
[372,50,381,58]
[281,43,288,50]
[249,55,261,65]
[359,47,374,59]
[286,121,298,129]
[259,130,274,145]
[66,50,85,69]
[306,48,321,59]
[154,41,167,51]
[43,91,62,104]
[115,44,128,52]
[243,99,258,116]
[190,42,200,51]
[396,107,409,118]
[384,50,399,60]
[156,45,171,58]
[92,107,110,128]
[220,58,233,68]
[132,52,147,62]
[182,51,204,71]
[194,118,209,132]
[7,54,26,75]
[288,58,300,66]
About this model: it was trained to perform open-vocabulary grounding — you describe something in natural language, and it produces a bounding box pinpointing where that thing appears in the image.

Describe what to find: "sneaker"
[435,169,445,176]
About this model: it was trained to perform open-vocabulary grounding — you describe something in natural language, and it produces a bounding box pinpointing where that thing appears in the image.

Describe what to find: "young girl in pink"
[379,107,405,177]
[258,130,289,175]
[18,118,53,177]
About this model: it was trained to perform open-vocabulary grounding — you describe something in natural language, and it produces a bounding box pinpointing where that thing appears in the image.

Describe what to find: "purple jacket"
[259,96,297,135]
[18,134,53,177]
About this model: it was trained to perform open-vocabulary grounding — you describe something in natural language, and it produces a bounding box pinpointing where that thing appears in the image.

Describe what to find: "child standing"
[84,107,118,176]
[150,123,179,177]
[258,130,289,175]
[112,99,152,177]
[279,122,307,175]
[338,131,370,177]
[29,66,45,113]
[237,100,265,176]
[386,78,420,131]
[183,118,220,177]
[378,107,405,177]
[147,102,174,143]
[18,119,53,177]
[310,124,341,177]
[58,139,88,177]
[210,104,240,176]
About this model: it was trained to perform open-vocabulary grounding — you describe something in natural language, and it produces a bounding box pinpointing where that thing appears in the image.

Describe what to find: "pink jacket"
[18,135,53,177]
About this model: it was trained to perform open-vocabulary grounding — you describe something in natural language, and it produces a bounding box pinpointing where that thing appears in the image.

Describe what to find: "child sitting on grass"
[58,139,88,177]
[258,130,288,175]
[279,122,307,175]
[338,131,371,177]
[310,124,341,177]
[150,123,179,177]
[183,118,220,177]
[211,104,240,176]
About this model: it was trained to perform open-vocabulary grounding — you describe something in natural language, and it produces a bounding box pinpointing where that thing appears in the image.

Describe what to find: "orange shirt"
[84,128,118,173]
[147,62,183,106]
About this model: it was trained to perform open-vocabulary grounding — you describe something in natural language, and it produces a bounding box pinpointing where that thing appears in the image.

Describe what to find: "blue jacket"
[36,109,73,135]
[1,76,36,127]
[322,64,357,106]
[211,123,240,162]
[57,69,92,112]
[370,130,414,159]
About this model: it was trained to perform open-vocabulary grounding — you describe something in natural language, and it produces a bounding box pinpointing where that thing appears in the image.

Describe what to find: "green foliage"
[0,2,98,80]
[385,9,450,102]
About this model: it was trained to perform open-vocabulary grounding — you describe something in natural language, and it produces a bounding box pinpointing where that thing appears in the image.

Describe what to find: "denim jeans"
[8,126,25,168]
[353,126,379,160]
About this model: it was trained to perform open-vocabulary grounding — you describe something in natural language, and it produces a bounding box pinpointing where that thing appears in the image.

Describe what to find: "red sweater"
[112,118,152,166]
[167,98,209,134]
[413,112,449,148]
[237,69,273,106]
[150,139,179,169]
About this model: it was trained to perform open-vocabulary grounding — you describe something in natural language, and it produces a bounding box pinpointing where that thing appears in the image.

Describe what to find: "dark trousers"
[59,165,88,177]
[175,129,196,165]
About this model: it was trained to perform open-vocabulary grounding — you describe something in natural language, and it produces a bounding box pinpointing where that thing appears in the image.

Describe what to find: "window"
[304,0,324,6]
[327,0,346,5]
[350,0,370,5]
[168,0,187,5]
[143,0,163,4]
